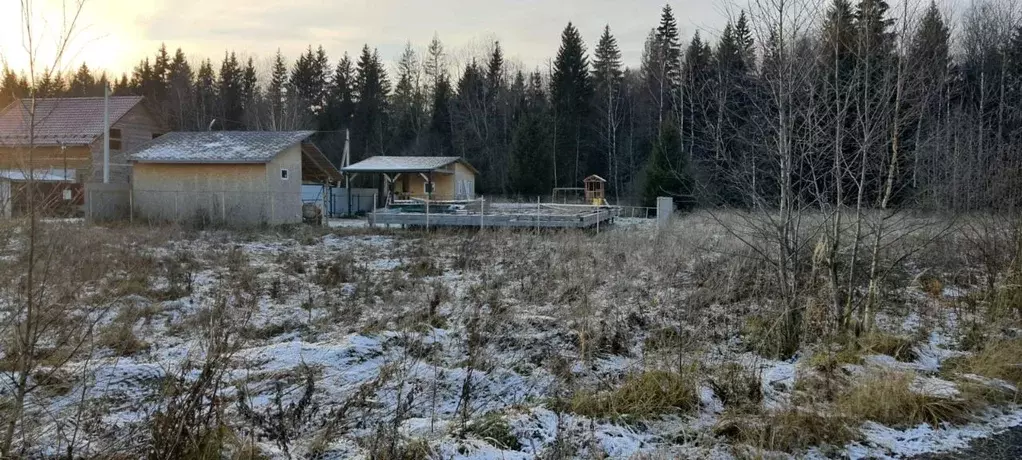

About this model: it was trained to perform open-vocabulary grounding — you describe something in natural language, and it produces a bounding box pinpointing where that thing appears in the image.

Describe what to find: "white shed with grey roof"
[128,131,341,226]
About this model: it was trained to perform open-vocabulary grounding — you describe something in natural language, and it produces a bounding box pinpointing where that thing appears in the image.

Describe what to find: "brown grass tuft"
[838,371,973,428]
[567,368,699,420]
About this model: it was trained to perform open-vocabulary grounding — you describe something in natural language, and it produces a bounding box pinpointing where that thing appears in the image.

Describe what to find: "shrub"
[97,322,149,357]
[567,368,698,420]
[463,412,521,450]
[742,314,799,360]
[709,363,763,411]
[313,256,355,286]
[837,371,972,428]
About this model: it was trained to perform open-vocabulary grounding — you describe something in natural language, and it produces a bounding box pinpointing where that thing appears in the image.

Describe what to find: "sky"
[0,0,740,78]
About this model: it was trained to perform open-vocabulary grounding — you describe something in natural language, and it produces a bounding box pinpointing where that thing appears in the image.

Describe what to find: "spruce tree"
[195,59,217,129]
[643,118,693,209]
[352,45,390,160]
[35,70,64,97]
[290,45,330,123]
[218,52,245,130]
[166,48,194,130]
[428,73,453,155]
[392,43,424,154]
[242,58,259,128]
[0,66,29,106]
[268,50,289,130]
[112,74,131,96]
[318,53,356,165]
[592,25,624,194]
[68,63,97,96]
[550,22,594,187]
[510,112,551,195]
[648,4,682,121]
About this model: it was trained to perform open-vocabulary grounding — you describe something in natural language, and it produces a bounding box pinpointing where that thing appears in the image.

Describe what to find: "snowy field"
[1,214,1020,459]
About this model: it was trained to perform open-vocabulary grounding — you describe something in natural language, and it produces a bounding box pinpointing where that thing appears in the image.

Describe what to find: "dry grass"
[716,407,858,453]
[943,339,1022,388]
[566,368,699,420]
[837,371,973,428]
[709,363,763,411]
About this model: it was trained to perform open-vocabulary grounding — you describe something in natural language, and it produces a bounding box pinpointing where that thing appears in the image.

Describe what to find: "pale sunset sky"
[0,0,966,78]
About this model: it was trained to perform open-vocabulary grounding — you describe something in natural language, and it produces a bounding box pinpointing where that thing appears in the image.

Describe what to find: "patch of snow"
[942,286,966,299]
[846,407,1022,459]
[328,218,369,228]
[756,358,795,410]
[911,375,960,398]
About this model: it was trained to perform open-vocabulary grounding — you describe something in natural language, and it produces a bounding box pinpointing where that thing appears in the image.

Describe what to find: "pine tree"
[550,22,594,187]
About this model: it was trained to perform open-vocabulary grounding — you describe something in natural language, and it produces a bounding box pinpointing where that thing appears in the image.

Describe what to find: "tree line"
[1,0,1021,209]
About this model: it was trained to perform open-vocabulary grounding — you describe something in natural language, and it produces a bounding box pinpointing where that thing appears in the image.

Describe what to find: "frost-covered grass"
[2,213,1022,459]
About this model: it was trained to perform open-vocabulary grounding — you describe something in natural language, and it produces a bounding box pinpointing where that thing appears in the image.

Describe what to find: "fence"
[370,194,657,231]
[85,183,130,223]
[82,187,307,227]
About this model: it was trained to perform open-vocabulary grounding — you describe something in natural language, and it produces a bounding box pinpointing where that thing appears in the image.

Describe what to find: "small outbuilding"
[129,131,341,225]
[0,96,164,217]
[341,156,478,205]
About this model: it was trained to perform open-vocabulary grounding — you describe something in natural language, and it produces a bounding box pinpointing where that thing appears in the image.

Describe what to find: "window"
[280,168,289,180]
[108,128,122,150]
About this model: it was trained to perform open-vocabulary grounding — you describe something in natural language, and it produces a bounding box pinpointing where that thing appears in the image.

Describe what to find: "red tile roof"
[0,96,145,146]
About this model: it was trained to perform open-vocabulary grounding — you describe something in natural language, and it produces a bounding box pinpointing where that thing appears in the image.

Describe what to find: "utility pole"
[103,84,110,184]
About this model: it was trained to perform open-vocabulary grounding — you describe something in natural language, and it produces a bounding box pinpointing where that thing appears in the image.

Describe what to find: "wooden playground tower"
[584,175,608,206]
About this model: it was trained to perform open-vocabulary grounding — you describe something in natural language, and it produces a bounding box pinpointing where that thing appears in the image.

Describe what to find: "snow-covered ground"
[3,218,1020,459]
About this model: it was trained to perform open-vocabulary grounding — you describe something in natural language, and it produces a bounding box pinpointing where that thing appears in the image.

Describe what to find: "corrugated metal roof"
[0,96,145,146]
[0,168,76,182]
[130,131,315,163]
[342,156,467,173]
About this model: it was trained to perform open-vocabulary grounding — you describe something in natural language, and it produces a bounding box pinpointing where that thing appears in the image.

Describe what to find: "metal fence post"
[425,195,430,231]
[129,187,133,224]
[371,191,377,228]
[480,195,484,230]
